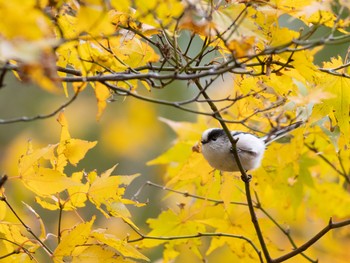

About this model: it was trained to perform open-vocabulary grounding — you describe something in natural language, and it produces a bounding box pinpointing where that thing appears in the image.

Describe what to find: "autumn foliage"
[1,0,350,262]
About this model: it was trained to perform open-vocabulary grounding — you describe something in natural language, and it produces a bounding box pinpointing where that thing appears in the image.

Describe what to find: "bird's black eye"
[211,137,217,141]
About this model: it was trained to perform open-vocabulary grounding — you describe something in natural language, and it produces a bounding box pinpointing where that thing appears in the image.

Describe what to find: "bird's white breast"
[201,131,265,171]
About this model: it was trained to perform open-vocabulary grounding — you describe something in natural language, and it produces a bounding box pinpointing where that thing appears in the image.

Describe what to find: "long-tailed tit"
[201,121,303,172]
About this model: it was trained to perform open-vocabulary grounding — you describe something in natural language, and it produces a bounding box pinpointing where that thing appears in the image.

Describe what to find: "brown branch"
[136,181,318,263]
[0,61,9,88]
[126,220,263,263]
[0,237,34,260]
[318,67,350,78]
[0,175,8,188]
[272,218,350,263]
[254,193,316,263]
[194,79,272,262]
[0,89,81,124]
[132,181,247,206]
[305,143,350,184]
[0,194,53,255]
[103,81,275,125]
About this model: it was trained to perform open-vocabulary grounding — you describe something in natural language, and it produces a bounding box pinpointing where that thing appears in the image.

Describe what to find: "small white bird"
[201,121,303,172]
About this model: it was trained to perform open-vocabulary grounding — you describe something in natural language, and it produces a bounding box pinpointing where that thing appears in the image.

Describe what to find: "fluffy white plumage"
[201,122,303,172]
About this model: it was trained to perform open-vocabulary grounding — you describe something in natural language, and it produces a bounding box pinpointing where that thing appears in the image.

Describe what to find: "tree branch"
[126,221,263,263]
[272,218,350,263]
[305,143,350,184]
[194,79,272,262]
[0,89,81,124]
[0,194,53,255]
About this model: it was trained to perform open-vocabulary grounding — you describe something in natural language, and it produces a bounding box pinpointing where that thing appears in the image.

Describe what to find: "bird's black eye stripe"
[208,129,225,142]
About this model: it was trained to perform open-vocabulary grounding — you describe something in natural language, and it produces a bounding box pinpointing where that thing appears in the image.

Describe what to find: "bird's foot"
[241,174,252,183]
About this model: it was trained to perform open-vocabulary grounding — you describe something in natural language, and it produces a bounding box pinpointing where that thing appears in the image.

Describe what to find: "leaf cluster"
[1,0,350,262]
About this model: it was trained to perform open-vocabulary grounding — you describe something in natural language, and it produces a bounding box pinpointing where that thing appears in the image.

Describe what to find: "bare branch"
[0,61,9,88]
[0,194,53,255]
[0,89,81,125]
[126,219,263,263]
[0,175,8,188]
[194,79,272,262]
[272,218,350,263]
[136,181,316,262]
[305,143,350,184]
[0,237,34,260]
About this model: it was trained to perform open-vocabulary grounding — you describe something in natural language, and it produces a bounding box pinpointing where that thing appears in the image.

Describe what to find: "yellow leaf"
[227,36,256,57]
[66,171,89,209]
[117,37,160,68]
[88,174,124,206]
[134,0,183,29]
[0,0,52,40]
[219,173,238,209]
[64,139,97,166]
[92,231,149,261]
[269,27,299,47]
[107,201,131,220]
[87,170,98,182]
[290,87,335,106]
[57,111,71,141]
[35,196,60,210]
[0,201,6,221]
[309,183,350,218]
[0,223,38,253]
[94,82,111,121]
[18,143,56,176]
[142,209,206,248]
[54,216,95,261]
[115,173,141,186]
[87,167,139,226]
[147,143,192,166]
[100,164,118,179]
[21,63,61,93]
[35,172,89,211]
[76,5,115,36]
[71,245,118,263]
[318,58,350,135]
[36,171,89,210]
[166,152,213,186]
[57,112,97,166]
[20,167,81,196]
[158,117,206,142]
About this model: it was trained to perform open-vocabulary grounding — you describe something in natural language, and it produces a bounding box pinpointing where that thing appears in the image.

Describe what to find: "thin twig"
[0,237,34,260]
[272,218,350,263]
[0,195,53,255]
[133,181,247,206]
[0,89,81,124]
[57,201,63,244]
[126,220,263,262]
[0,61,9,88]
[0,175,8,188]
[305,143,350,184]
[254,193,316,263]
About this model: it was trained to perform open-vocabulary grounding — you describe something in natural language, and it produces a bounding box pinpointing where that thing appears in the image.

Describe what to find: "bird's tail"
[262,121,304,145]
